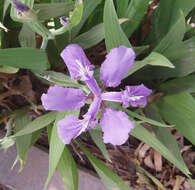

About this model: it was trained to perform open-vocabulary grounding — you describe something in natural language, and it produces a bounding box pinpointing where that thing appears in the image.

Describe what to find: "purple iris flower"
[13,0,30,12]
[41,44,152,145]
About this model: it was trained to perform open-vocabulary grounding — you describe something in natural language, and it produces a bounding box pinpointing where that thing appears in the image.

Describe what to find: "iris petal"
[41,85,86,112]
[58,97,102,144]
[100,46,135,87]
[58,115,83,144]
[60,44,94,81]
[121,84,152,108]
[100,108,134,145]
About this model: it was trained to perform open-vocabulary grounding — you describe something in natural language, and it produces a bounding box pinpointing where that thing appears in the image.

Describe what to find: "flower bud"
[60,16,71,27]
[13,0,30,12]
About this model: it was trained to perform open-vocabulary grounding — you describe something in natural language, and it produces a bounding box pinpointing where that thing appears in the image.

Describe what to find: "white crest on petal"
[75,59,91,80]
[128,96,144,101]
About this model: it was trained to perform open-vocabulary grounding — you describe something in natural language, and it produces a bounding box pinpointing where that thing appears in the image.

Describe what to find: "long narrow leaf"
[104,0,131,52]
[44,110,79,190]
[13,112,57,137]
[77,142,133,190]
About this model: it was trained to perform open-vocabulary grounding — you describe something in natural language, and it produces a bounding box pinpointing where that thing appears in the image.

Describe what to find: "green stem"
[51,25,71,36]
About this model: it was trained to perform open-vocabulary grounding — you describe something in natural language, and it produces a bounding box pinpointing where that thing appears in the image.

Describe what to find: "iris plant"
[41,44,152,145]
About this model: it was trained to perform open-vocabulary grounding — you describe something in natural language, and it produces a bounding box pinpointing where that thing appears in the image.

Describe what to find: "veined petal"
[100,46,135,87]
[41,85,86,112]
[60,44,94,81]
[57,97,102,144]
[85,77,101,97]
[101,92,122,102]
[85,96,101,120]
[58,115,84,144]
[121,84,152,108]
[100,108,134,145]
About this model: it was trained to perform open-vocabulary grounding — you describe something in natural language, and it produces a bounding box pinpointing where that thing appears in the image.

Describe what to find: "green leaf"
[156,93,195,145]
[131,124,190,176]
[143,52,174,68]
[35,70,89,94]
[154,10,185,54]
[147,0,195,45]
[14,111,32,170]
[72,0,101,37]
[19,24,36,48]
[13,111,57,137]
[133,45,150,56]
[2,0,10,20]
[116,0,129,18]
[122,0,150,37]
[73,23,104,49]
[70,0,83,27]
[145,104,189,175]
[58,147,78,190]
[44,110,79,190]
[77,142,133,190]
[131,37,195,80]
[34,2,74,20]
[104,0,131,52]
[110,103,172,128]
[29,129,42,147]
[0,48,49,70]
[159,75,195,95]
[89,129,111,162]
[125,52,174,77]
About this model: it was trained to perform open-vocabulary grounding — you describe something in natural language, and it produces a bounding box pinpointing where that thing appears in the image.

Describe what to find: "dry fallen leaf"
[154,150,162,172]
[144,154,155,169]
[173,176,185,190]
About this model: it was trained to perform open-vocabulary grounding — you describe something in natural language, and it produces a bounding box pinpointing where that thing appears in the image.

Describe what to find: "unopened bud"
[60,16,71,26]
[13,0,30,12]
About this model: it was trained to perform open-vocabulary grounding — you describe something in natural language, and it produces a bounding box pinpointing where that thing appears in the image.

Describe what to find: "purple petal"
[13,0,30,12]
[58,97,102,144]
[121,84,152,108]
[85,77,101,97]
[58,115,83,144]
[100,108,134,145]
[101,92,122,102]
[60,44,94,81]
[84,97,101,121]
[58,112,95,144]
[100,46,135,87]
[41,85,86,112]
[60,16,70,26]
[81,97,102,131]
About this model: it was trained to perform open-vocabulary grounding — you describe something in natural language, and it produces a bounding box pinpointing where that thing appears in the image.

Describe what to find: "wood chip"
[144,155,155,169]
[154,150,162,172]
[173,176,185,190]
[139,144,150,159]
